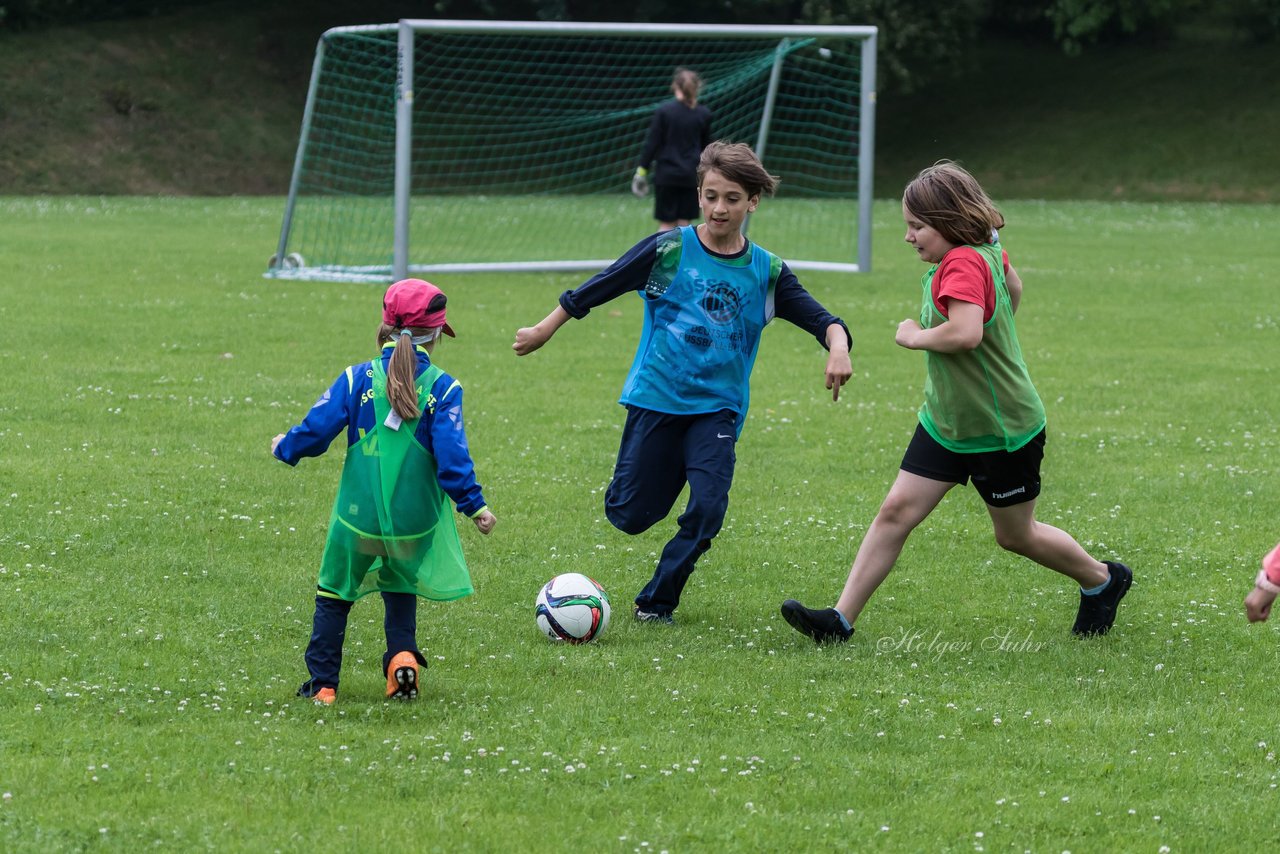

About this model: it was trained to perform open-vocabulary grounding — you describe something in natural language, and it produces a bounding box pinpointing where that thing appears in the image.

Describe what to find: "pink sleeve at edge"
[1264,542,1280,585]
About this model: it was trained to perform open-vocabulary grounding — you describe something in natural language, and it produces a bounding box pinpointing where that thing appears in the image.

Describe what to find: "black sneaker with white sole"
[781,599,853,644]
[634,606,675,625]
[1072,561,1132,637]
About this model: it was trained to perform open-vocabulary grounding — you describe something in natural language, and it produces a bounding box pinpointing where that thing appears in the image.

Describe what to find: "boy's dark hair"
[697,141,779,198]
[902,160,1005,247]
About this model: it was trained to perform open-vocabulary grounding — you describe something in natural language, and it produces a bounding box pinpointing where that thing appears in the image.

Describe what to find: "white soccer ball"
[535,573,611,643]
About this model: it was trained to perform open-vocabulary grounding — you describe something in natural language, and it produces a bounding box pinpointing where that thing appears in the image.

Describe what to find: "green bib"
[917,243,1046,453]
[316,358,473,601]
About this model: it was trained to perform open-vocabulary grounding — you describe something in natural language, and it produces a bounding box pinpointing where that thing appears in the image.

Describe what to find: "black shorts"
[900,423,1045,508]
[654,184,700,223]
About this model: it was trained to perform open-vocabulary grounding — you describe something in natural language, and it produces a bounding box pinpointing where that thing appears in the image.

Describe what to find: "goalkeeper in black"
[632,67,713,231]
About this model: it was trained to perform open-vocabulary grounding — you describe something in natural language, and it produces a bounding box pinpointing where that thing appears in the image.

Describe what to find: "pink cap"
[382,278,455,337]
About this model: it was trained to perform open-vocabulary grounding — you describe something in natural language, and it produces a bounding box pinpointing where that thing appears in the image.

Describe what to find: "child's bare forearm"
[1005,263,1023,314]
[824,323,853,401]
[897,301,984,353]
[513,305,571,356]
[825,322,850,355]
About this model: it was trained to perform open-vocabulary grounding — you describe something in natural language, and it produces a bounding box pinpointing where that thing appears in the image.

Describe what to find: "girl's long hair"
[376,323,429,420]
[902,160,1004,247]
[673,67,702,105]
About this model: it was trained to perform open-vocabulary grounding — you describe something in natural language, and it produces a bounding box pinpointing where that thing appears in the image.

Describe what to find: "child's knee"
[606,502,657,535]
[682,498,727,542]
[875,494,919,530]
[993,526,1031,555]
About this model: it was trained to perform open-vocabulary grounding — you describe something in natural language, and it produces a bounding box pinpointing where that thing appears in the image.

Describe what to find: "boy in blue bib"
[515,141,853,624]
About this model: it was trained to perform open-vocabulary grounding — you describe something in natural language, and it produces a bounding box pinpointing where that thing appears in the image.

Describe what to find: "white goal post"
[268,19,877,282]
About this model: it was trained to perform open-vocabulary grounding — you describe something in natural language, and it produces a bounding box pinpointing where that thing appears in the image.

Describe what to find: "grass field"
[273,194,871,281]
[1,195,1278,851]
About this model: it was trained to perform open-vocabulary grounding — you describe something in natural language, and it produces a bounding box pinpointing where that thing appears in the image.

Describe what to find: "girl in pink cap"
[272,278,496,705]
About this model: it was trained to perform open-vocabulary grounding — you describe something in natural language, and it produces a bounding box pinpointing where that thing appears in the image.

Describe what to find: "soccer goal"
[267,20,877,283]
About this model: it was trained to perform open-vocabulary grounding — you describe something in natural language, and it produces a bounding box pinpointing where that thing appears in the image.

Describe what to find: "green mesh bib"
[316,358,473,601]
[917,243,1046,453]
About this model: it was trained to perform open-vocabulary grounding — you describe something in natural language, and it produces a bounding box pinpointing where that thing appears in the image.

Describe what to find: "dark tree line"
[4,0,1278,91]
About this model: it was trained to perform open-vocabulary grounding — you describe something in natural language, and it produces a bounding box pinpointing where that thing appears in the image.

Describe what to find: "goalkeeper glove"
[631,167,650,198]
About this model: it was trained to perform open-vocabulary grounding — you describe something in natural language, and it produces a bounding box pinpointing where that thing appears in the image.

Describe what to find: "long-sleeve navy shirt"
[560,230,851,352]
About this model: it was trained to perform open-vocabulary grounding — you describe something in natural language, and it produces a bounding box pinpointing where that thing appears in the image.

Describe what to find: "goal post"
[267,19,877,283]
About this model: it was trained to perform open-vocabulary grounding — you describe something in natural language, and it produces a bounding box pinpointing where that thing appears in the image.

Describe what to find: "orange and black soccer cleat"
[385,651,419,700]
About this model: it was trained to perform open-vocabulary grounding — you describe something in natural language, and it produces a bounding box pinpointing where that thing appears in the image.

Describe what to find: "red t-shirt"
[931,245,1010,322]
[1265,542,1280,586]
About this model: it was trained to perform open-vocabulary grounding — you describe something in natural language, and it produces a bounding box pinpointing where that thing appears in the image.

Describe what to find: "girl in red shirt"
[782,161,1131,644]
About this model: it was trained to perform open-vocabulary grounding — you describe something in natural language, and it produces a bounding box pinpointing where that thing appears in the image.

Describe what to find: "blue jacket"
[273,344,489,518]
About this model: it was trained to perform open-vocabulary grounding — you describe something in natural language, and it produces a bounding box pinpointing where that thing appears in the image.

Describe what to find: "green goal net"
[267,20,877,283]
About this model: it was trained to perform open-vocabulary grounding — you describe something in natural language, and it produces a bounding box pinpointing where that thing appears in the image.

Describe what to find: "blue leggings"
[606,406,737,615]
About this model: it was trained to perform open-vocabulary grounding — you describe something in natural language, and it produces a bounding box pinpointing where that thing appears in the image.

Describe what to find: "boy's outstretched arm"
[513,305,572,356]
[824,323,853,401]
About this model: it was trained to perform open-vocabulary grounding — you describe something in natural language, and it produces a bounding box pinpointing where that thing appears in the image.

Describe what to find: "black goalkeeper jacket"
[637,99,713,188]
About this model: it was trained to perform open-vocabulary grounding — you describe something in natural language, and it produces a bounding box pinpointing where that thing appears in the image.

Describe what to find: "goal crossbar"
[267,19,877,282]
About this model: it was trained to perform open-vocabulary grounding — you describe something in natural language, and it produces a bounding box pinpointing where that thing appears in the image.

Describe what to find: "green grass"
[1,195,1278,851]
[278,195,876,280]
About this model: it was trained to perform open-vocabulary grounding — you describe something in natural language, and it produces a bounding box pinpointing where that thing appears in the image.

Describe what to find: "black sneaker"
[1072,561,1133,637]
[634,606,675,625]
[781,599,853,644]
